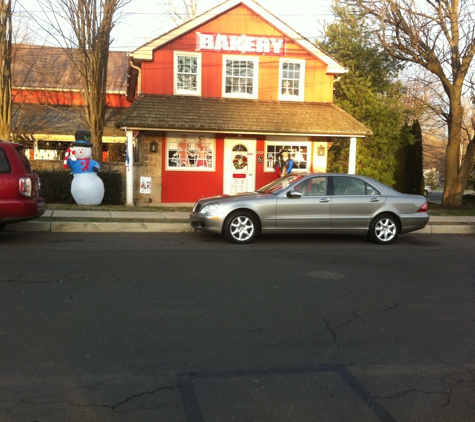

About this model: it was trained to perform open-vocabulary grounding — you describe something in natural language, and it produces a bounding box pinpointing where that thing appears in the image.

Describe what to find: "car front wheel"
[368,214,400,245]
[224,211,258,244]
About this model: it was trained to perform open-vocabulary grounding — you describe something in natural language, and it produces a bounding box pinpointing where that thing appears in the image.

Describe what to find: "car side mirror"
[287,190,302,199]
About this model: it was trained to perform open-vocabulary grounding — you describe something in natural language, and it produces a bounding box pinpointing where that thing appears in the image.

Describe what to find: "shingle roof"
[115,95,371,137]
[12,103,126,137]
[12,44,129,93]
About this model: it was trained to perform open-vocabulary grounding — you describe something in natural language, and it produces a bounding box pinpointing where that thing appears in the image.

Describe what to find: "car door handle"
[319,198,330,203]
[370,198,380,202]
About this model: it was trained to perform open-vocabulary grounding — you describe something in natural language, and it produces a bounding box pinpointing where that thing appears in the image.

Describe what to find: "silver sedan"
[190,173,430,245]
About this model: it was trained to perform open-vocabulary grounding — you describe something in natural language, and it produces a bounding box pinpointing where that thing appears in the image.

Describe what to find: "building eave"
[114,95,372,137]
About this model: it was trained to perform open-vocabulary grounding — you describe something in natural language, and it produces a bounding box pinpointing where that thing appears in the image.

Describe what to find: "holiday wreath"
[233,154,248,170]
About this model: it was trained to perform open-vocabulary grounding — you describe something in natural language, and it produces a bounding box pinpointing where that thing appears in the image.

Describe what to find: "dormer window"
[223,56,259,99]
[174,52,201,95]
[279,59,305,101]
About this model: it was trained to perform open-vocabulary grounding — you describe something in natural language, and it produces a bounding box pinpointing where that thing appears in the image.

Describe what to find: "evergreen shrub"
[37,170,124,205]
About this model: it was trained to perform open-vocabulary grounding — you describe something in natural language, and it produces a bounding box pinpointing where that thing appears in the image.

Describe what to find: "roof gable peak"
[131,0,346,75]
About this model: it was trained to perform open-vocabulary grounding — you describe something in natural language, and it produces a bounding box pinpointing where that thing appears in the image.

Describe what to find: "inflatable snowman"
[64,129,105,205]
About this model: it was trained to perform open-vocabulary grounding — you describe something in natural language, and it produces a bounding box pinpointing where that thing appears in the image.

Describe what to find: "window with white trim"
[223,56,258,99]
[265,140,311,172]
[166,133,215,171]
[279,59,305,101]
[174,52,201,95]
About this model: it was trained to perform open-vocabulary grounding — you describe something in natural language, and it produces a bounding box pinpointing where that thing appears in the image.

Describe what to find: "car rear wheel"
[368,214,399,245]
[0,223,6,232]
[224,211,258,244]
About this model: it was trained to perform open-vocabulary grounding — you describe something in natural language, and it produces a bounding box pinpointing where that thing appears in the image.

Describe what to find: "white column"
[348,137,357,174]
[125,129,134,205]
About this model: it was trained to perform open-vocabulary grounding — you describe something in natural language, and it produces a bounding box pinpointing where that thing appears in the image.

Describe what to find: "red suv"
[0,140,45,231]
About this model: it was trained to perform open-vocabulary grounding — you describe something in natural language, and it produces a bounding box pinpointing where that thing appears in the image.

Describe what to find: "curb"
[4,221,194,233]
[3,221,475,234]
[415,225,475,234]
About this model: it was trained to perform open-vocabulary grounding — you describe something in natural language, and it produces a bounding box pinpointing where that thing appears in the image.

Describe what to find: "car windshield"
[256,174,305,194]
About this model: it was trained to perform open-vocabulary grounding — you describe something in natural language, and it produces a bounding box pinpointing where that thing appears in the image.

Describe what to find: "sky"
[15,0,335,52]
[114,0,334,50]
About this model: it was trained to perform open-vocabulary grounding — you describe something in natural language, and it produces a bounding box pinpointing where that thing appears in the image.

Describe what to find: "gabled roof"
[115,95,371,137]
[131,0,346,75]
[12,44,129,93]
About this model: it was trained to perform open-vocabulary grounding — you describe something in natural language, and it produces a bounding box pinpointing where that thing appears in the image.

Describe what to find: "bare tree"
[158,0,200,27]
[0,0,12,141]
[345,0,475,205]
[30,0,130,160]
[401,67,448,176]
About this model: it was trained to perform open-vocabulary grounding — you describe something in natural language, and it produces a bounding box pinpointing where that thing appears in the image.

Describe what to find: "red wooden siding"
[255,139,276,187]
[162,137,287,202]
[161,136,225,202]
[141,4,334,102]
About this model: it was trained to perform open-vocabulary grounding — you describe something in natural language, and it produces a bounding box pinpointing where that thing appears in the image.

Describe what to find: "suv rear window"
[0,148,11,173]
[14,146,33,172]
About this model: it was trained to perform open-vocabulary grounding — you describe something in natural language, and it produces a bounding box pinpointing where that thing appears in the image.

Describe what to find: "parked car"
[0,140,45,231]
[190,173,429,245]
[424,185,432,196]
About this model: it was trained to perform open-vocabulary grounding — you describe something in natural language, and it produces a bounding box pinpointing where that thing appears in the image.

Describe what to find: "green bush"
[37,170,75,203]
[37,170,124,205]
[424,169,438,188]
[463,194,475,206]
[98,171,123,204]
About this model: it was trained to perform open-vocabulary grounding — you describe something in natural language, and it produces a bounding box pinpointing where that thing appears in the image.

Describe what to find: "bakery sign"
[196,32,286,56]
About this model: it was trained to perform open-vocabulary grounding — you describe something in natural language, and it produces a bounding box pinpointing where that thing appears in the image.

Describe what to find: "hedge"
[36,170,124,205]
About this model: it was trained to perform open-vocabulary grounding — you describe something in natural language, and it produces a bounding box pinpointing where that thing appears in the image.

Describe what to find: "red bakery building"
[117,0,371,204]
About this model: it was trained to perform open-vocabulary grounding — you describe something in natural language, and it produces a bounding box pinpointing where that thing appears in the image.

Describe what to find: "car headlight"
[201,203,219,214]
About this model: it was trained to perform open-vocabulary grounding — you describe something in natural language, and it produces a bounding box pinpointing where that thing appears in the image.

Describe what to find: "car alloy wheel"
[224,211,258,244]
[369,213,399,245]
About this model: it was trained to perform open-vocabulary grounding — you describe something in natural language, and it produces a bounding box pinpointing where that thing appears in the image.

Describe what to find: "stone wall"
[135,133,162,205]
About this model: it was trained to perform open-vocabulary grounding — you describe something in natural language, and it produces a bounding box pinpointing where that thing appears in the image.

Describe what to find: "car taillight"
[417,201,428,212]
[19,177,32,197]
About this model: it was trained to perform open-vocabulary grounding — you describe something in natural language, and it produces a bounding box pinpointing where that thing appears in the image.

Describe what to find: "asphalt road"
[0,231,474,422]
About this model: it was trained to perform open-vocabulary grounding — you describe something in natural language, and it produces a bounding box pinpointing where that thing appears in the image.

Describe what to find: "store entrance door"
[224,140,256,195]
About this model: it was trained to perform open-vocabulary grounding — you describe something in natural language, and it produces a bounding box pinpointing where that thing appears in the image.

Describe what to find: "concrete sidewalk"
[3,210,475,234]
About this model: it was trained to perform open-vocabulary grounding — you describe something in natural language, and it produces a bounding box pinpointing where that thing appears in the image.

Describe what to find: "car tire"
[0,223,5,232]
[368,213,400,245]
[224,211,259,244]
[424,190,428,196]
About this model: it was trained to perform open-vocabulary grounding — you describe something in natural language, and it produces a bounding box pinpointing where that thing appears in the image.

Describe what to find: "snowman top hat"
[73,129,92,147]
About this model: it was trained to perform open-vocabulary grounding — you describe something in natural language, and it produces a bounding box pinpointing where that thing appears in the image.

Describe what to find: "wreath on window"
[233,154,248,170]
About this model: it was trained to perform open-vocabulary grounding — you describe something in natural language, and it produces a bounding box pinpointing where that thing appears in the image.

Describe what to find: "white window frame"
[174,52,202,96]
[278,58,305,101]
[222,55,259,99]
[166,133,215,171]
[265,138,311,173]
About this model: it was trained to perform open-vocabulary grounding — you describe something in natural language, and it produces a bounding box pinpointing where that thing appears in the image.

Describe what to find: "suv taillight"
[19,177,32,197]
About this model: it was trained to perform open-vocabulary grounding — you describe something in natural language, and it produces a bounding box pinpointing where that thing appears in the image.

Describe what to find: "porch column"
[125,129,134,205]
[348,137,357,174]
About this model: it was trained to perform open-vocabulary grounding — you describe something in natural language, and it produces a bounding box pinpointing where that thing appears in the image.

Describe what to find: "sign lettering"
[196,32,286,56]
